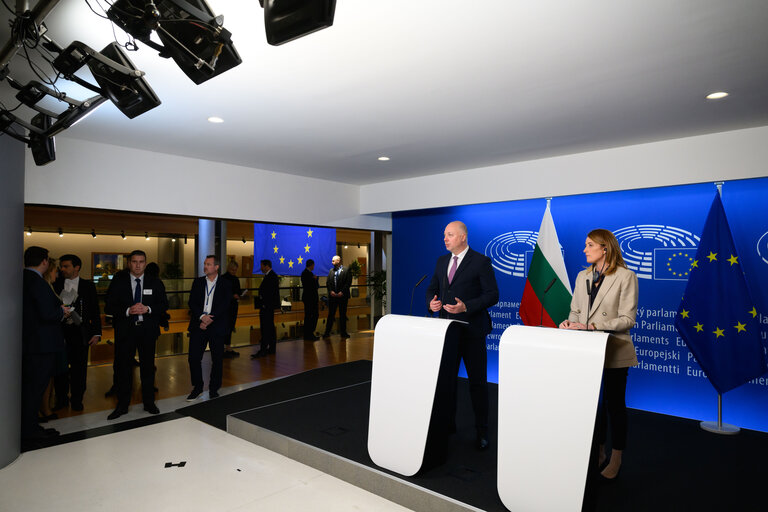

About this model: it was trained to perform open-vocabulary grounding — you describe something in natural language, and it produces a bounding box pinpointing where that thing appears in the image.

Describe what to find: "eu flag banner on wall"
[675,193,767,394]
[253,223,336,277]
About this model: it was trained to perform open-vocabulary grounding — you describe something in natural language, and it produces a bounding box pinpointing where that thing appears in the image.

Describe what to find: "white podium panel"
[498,325,608,512]
[368,314,458,476]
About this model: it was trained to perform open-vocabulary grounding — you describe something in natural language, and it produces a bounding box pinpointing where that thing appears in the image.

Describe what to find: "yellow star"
[680,309,689,319]
[734,322,746,333]
[288,260,294,268]
[694,322,704,332]
[297,256,303,264]
[713,327,724,338]
[279,256,285,264]
[749,307,758,318]
[304,244,311,253]
[727,254,738,266]
[706,251,717,262]
[691,259,698,269]
[307,229,313,238]
[273,245,279,254]
[271,231,277,239]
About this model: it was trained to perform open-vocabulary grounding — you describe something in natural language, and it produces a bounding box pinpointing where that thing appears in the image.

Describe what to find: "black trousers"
[260,308,276,352]
[324,297,348,336]
[451,331,489,431]
[188,330,224,392]
[20,352,56,439]
[596,366,629,450]
[303,298,318,339]
[114,324,157,408]
[54,325,89,405]
[224,302,238,347]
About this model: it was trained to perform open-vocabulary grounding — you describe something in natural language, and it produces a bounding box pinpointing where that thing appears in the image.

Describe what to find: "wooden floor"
[51,331,375,419]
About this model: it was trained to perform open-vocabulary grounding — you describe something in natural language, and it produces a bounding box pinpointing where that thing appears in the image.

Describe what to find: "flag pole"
[700,393,740,435]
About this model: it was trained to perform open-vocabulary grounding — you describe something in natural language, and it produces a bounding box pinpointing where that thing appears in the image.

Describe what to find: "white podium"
[367,314,463,476]
[497,325,608,512]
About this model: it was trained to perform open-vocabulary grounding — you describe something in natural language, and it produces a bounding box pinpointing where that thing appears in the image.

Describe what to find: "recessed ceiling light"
[706,91,729,100]
[377,156,390,161]
[207,116,224,123]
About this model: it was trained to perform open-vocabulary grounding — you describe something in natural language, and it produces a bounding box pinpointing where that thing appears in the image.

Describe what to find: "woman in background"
[560,229,639,480]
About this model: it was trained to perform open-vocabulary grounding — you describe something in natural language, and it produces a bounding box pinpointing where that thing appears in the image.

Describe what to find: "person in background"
[220,260,243,357]
[301,259,319,341]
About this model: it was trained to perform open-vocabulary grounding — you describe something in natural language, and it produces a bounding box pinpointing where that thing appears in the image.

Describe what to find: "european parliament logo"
[613,225,700,280]
[484,231,539,277]
[758,230,768,265]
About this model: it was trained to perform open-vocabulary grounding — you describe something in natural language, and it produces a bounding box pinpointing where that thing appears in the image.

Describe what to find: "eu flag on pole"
[674,193,767,394]
[253,223,336,277]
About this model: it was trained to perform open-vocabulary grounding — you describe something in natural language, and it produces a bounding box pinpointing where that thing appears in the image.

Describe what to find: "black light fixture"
[121,230,126,239]
[184,234,188,244]
[91,229,97,238]
[145,231,150,240]
[242,237,246,244]
[260,0,336,46]
[25,226,32,236]
[58,228,64,237]
[28,113,56,166]
[107,0,242,85]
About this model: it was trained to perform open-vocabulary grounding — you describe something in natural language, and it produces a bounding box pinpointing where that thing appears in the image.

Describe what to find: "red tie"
[448,256,458,284]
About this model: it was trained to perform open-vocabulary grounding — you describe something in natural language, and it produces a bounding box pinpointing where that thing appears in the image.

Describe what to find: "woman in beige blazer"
[560,229,638,481]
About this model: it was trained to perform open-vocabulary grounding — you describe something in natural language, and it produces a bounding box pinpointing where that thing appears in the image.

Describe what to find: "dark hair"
[128,250,147,261]
[24,246,49,267]
[260,259,272,269]
[59,254,82,269]
[145,262,160,278]
[306,259,314,267]
[586,229,626,275]
[205,254,220,266]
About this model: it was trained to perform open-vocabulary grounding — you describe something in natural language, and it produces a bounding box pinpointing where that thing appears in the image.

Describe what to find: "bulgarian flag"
[519,205,572,327]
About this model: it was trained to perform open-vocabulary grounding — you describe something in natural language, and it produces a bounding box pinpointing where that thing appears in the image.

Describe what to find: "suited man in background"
[301,259,319,341]
[105,250,168,419]
[186,255,232,401]
[21,246,70,444]
[220,260,243,358]
[323,255,352,339]
[53,254,101,411]
[252,259,280,358]
[426,221,499,450]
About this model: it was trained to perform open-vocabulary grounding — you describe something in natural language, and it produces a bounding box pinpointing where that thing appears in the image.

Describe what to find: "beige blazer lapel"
[588,272,618,320]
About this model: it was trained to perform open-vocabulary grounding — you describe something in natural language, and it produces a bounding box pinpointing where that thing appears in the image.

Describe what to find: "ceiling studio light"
[260,0,337,46]
[207,116,224,123]
[377,156,390,161]
[706,91,729,100]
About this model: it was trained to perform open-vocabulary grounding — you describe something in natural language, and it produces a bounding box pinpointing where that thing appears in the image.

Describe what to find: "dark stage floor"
[178,360,768,512]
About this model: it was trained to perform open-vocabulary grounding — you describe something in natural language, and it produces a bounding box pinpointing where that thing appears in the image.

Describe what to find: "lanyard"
[204,280,216,313]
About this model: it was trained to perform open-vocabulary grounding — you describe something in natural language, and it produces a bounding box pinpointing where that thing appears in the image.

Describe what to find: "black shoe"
[107,407,128,420]
[52,399,68,411]
[251,349,268,359]
[340,333,350,339]
[71,402,84,412]
[209,390,220,399]
[222,350,237,358]
[186,389,203,401]
[104,386,116,397]
[144,404,160,414]
[268,348,276,354]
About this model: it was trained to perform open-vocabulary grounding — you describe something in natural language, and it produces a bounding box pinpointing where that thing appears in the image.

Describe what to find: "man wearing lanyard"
[105,250,169,420]
[186,255,232,400]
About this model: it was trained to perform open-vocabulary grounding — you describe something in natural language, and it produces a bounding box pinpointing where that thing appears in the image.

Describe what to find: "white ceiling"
[2,1,767,185]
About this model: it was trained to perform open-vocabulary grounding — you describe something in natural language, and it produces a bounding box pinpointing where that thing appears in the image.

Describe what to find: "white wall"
[24,138,392,231]
[359,126,768,214]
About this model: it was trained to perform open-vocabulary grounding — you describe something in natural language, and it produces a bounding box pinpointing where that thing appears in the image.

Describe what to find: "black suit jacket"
[22,269,65,355]
[53,276,102,340]
[301,268,319,302]
[187,275,233,336]
[426,248,499,336]
[259,270,281,311]
[326,266,352,299]
[105,270,169,339]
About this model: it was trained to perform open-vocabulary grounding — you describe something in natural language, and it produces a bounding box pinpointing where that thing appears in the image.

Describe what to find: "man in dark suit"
[323,255,352,339]
[186,255,232,401]
[301,259,319,341]
[426,221,499,450]
[104,250,169,419]
[22,246,70,444]
[252,259,280,358]
[53,254,102,411]
[220,260,243,358]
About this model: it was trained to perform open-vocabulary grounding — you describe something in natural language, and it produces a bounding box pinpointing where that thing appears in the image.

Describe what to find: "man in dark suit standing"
[301,259,319,341]
[186,255,232,401]
[220,260,243,358]
[105,250,169,419]
[22,246,70,444]
[252,259,280,358]
[53,254,102,411]
[426,221,499,450]
[323,255,352,339]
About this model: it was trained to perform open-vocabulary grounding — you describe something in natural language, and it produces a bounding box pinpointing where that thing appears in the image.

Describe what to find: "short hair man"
[301,259,320,341]
[104,250,169,419]
[52,253,102,411]
[426,221,499,450]
[22,246,70,445]
[186,255,233,400]
[252,259,280,358]
[322,255,352,339]
[219,260,243,358]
